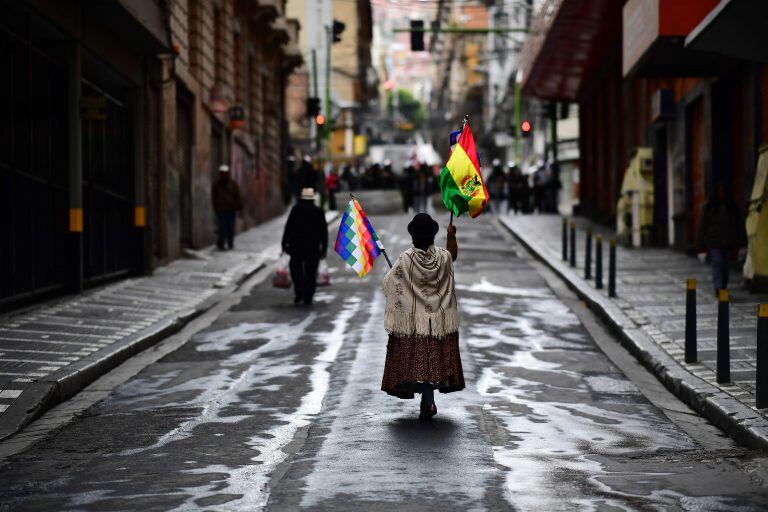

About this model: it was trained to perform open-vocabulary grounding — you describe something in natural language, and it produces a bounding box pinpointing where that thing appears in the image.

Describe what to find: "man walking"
[696,183,747,296]
[211,164,242,250]
[282,188,328,305]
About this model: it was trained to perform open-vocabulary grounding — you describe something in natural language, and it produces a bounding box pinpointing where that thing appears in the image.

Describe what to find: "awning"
[91,0,171,54]
[520,0,623,101]
[622,0,726,77]
[686,0,768,63]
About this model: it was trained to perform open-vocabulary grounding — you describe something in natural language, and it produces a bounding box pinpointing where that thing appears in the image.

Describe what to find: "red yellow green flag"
[439,122,489,218]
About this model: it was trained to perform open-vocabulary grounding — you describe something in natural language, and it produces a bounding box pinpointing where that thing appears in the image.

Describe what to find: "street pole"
[550,101,558,166]
[325,25,332,162]
[311,48,319,152]
[514,78,521,165]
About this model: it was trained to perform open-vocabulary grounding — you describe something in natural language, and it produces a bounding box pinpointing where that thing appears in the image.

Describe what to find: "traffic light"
[410,20,424,52]
[315,114,326,126]
[521,120,532,137]
[332,20,345,43]
[306,97,321,117]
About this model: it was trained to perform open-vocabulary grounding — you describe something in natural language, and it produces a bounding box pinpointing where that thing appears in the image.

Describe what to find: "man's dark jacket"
[282,200,328,257]
[695,200,746,251]
[212,177,243,215]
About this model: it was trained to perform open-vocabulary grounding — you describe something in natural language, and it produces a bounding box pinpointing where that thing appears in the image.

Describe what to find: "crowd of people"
[288,153,561,216]
[485,159,560,215]
[288,156,438,212]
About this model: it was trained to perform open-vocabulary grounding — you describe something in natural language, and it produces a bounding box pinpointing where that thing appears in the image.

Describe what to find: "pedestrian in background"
[414,165,431,213]
[487,159,505,214]
[326,168,340,211]
[507,163,528,214]
[399,164,415,213]
[282,188,328,306]
[696,184,747,296]
[381,213,465,420]
[299,156,318,191]
[211,164,242,250]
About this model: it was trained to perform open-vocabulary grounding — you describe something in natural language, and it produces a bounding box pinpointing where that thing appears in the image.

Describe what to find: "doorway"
[176,91,193,248]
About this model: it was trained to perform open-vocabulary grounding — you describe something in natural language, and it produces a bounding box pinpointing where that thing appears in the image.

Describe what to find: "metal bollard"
[685,278,697,363]
[608,238,617,297]
[569,222,576,267]
[562,218,568,261]
[585,229,593,280]
[595,235,603,289]
[716,289,730,383]
[757,304,768,408]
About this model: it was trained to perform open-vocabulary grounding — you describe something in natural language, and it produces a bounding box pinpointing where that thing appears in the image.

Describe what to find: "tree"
[387,88,426,129]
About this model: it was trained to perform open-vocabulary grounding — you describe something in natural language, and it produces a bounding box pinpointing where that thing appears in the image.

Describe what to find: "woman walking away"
[381,213,465,420]
[696,183,747,297]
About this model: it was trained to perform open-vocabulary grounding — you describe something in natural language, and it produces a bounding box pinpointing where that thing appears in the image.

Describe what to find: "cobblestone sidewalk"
[501,213,768,438]
[0,211,337,439]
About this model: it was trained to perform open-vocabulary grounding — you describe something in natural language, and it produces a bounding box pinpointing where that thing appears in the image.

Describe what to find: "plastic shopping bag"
[273,255,292,289]
[317,260,330,287]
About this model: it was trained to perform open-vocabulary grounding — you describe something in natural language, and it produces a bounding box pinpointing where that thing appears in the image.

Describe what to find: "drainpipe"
[134,56,150,276]
[68,39,83,293]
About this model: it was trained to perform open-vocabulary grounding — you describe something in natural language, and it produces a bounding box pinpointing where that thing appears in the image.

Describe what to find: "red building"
[521,0,768,252]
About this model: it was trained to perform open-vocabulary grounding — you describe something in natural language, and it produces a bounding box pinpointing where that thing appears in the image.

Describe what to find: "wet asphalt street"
[2,213,768,511]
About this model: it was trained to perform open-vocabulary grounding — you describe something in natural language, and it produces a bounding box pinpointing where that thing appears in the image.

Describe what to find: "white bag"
[273,255,292,289]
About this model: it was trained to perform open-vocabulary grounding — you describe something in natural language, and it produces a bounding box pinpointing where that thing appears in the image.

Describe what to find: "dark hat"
[407,213,439,239]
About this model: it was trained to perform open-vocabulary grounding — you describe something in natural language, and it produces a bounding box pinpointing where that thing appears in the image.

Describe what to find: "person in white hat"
[211,163,242,250]
[281,187,328,305]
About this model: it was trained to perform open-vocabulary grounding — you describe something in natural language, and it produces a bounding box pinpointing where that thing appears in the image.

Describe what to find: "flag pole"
[350,193,392,268]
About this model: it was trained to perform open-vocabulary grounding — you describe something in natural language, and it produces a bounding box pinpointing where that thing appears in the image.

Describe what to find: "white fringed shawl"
[383,245,458,337]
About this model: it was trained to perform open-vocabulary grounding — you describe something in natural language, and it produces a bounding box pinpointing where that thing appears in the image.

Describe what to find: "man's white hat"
[219,164,230,172]
[300,188,315,200]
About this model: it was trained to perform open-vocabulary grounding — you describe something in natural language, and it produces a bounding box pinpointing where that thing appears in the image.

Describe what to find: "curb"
[0,260,265,442]
[498,216,768,452]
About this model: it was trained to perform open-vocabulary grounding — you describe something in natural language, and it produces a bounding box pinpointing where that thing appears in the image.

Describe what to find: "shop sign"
[80,95,107,120]
[210,83,229,113]
[623,0,659,76]
[229,106,246,130]
[354,135,367,156]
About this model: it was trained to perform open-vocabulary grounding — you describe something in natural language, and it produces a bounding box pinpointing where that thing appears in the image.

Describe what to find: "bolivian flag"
[439,122,489,218]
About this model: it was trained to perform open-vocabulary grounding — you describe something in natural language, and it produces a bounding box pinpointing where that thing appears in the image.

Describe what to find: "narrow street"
[1,215,768,511]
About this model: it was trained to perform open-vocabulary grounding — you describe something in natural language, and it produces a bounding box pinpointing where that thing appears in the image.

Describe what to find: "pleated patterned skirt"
[381,331,466,399]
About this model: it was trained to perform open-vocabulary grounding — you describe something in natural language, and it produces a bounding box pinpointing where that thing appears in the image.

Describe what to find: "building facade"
[521,0,768,260]
[0,0,301,310]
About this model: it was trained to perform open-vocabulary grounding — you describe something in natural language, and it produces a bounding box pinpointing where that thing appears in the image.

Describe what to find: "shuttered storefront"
[0,13,69,306]
[82,82,134,283]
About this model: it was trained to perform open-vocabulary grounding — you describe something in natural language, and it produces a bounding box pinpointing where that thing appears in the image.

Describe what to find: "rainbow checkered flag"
[335,198,384,277]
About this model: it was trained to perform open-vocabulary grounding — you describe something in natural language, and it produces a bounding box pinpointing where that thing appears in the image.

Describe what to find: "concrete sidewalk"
[0,210,338,440]
[500,213,768,450]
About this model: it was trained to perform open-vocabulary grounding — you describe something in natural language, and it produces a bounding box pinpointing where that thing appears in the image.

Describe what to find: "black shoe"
[303,298,313,306]
[294,297,302,305]
[419,403,437,420]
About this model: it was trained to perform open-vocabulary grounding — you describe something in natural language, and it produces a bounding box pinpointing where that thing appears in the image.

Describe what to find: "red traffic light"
[521,120,532,133]
[316,114,326,126]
